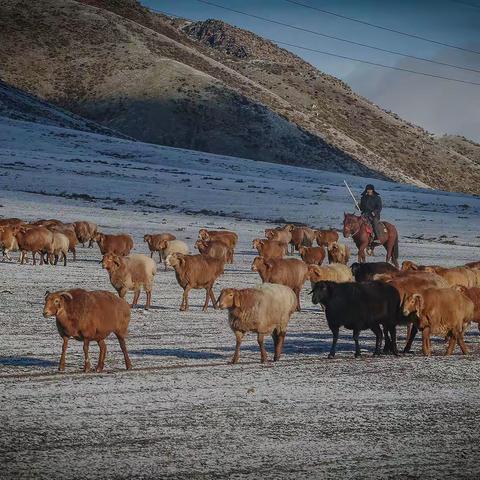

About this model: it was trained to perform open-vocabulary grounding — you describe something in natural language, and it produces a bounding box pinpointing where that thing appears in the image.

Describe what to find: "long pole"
[344,180,361,211]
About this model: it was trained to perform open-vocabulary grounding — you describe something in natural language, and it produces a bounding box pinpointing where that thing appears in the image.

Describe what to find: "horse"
[343,213,399,267]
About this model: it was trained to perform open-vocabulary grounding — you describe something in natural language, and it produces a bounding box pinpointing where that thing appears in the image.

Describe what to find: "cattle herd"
[1,218,480,372]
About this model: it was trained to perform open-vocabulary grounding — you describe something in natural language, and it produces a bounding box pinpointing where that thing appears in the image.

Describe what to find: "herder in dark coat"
[360,184,382,240]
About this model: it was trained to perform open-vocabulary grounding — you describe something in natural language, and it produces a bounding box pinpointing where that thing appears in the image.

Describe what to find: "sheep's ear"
[60,291,73,300]
[410,263,418,270]
[114,257,121,267]
[179,257,186,267]
[44,290,51,300]
[413,294,424,314]
[264,260,274,269]
[233,291,241,308]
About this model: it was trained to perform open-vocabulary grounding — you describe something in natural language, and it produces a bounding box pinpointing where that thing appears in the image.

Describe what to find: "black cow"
[310,281,404,358]
[351,262,398,282]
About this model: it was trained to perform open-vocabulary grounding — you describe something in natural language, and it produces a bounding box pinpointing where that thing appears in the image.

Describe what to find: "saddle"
[362,216,387,244]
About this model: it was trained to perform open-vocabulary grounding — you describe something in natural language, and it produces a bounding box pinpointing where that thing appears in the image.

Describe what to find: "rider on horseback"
[359,184,382,243]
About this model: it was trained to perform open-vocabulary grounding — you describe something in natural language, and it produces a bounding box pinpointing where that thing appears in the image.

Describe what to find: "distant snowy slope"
[1,115,479,250]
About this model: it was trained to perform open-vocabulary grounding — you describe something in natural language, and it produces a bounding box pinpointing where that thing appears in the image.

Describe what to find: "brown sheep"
[0,218,24,227]
[465,261,480,269]
[43,289,132,372]
[401,261,443,272]
[74,221,98,247]
[327,242,350,265]
[289,227,316,253]
[315,229,339,247]
[143,233,176,261]
[218,284,297,364]
[378,272,450,353]
[102,253,157,309]
[166,253,224,311]
[15,226,54,265]
[94,233,133,256]
[252,238,287,259]
[299,246,325,266]
[424,266,477,288]
[402,288,474,356]
[265,226,292,250]
[195,239,233,263]
[198,229,238,249]
[0,225,19,261]
[307,264,353,285]
[251,256,308,311]
[454,286,480,329]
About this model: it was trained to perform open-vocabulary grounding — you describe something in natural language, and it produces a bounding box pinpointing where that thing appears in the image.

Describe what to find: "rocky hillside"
[437,135,480,166]
[1,0,479,193]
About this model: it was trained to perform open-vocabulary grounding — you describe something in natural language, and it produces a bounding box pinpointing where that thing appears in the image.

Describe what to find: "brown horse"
[343,213,399,267]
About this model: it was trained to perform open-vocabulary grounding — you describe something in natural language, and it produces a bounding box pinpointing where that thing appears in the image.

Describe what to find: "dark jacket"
[360,192,382,218]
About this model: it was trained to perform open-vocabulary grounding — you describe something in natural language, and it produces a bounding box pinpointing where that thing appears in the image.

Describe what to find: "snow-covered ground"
[1,116,480,479]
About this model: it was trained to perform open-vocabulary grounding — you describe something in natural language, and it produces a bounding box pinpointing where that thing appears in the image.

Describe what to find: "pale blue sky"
[141,1,480,140]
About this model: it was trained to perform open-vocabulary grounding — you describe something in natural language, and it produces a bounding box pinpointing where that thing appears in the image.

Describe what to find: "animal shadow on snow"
[0,356,57,368]
[130,348,224,360]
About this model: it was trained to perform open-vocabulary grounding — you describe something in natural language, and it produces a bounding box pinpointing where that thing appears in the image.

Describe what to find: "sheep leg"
[209,288,217,310]
[145,290,152,310]
[389,326,399,356]
[421,328,431,356]
[273,330,286,362]
[353,329,361,358]
[257,333,268,363]
[372,325,383,356]
[403,323,418,354]
[58,336,69,372]
[445,334,456,356]
[54,254,59,266]
[63,252,67,267]
[231,331,244,364]
[202,288,210,312]
[457,332,469,355]
[294,288,301,312]
[328,326,339,359]
[33,252,37,266]
[131,290,140,308]
[180,286,191,311]
[83,340,91,372]
[96,339,107,372]
[382,326,392,354]
[116,334,132,370]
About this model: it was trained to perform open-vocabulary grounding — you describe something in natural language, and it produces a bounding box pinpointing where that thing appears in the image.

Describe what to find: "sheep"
[51,227,78,261]
[465,261,480,269]
[166,253,224,311]
[310,281,404,358]
[265,226,292,250]
[401,260,442,272]
[252,238,287,259]
[299,246,325,266]
[143,233,176,261]
[158,239,189,270]
[424,266,477,288]
[454,286,480,329]
[43,289,132,372]
[327,242,350,265]
[15,226,54,265]
[0,225,20,261]
[198,229,238,250]
[74,221,98,247]
[251,256,308,311]
[51,232,69,266]
[102,253,157,309]
[402,288,474,356]
[0,218,24,227]
[94,233,133,256]
[315,229,339,247]
[350,262,398,282]
[195,239,233,263]
[307,264,353,285]
[218,284,297,364]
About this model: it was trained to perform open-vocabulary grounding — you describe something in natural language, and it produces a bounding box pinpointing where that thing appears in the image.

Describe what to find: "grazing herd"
[1,217,480,372]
